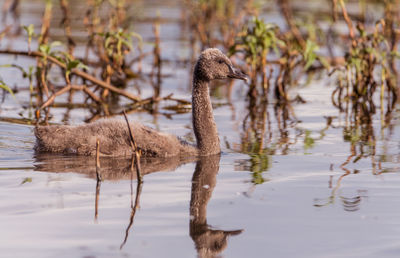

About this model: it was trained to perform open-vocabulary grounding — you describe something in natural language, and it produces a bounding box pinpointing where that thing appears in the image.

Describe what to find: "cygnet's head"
[194,48,247,82]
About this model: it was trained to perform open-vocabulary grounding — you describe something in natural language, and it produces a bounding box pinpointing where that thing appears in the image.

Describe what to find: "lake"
[1,0,400,257]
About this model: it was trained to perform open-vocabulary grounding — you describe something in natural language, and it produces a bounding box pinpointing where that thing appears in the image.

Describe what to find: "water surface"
[1,1,400,257]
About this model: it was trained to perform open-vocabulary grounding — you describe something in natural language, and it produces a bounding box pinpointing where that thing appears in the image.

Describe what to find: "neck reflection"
[190,154,242,257]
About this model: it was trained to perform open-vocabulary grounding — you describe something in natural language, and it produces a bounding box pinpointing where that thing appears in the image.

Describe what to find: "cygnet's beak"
[228,65,248,82]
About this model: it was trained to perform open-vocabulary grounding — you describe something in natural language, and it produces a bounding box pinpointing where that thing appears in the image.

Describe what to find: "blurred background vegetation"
[1,0,400,182]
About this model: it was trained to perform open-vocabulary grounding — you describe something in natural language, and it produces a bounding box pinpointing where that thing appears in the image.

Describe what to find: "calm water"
[1,1,400,257]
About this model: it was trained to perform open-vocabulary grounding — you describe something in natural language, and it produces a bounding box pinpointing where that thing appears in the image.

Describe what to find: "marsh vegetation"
[1,0,400,257]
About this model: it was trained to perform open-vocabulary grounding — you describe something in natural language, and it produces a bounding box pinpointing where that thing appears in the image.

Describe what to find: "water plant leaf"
[64,58,89,79]
[22,24,35,36]
[22,24,35,51]
[0,64,28,77]
[0,79,15,98]
[20,177,32,185]
[390,50,400,59]
[304,40,319,70]
[130,31,143,45]
[0,65,33,96]
[304,130,315,150]
[67,59,88,71]
[318,56,330,70]
[231,16,283,72]
[38,41,63,56]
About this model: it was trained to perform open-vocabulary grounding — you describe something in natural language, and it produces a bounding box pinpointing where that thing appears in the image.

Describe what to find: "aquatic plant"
[0,0,182,123]
[0,77,14,98]
[183,0,257,59]
[229,17,283,94]
[331,0,399,130]
[229,16,328,102]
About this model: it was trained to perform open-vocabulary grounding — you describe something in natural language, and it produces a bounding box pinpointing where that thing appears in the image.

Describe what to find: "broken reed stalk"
[39,84,101,110]
[338,0,357,47]
[123,110,142,183]
[84,92,189,123]
[59,0,75,55]
[277,0,306,48]
[36,0,52,103]
[331,0,338,22]
[152,17,162,97]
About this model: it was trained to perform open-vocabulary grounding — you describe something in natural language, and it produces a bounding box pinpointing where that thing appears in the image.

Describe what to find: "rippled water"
[2,1,400,258]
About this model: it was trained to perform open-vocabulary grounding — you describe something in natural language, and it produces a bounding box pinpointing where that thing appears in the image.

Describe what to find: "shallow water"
[2,1,400,258]
[2,102,400,258]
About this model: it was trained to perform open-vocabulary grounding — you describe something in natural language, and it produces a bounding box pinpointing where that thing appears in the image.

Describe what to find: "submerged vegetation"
[1,0,400,184]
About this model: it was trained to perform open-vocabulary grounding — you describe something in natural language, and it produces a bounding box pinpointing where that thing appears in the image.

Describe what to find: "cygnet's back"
[34,119,198,157]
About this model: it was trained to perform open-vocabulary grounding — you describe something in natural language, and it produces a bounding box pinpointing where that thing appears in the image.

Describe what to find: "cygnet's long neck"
[192,78,220,155]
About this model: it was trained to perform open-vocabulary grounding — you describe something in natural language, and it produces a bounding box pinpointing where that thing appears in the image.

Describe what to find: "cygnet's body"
[35,120,197,157]
[34,48,247,157]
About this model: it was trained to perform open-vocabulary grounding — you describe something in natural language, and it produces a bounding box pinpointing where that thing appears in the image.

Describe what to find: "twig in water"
[123,110,142,182]
[95,139,102,181]
[94,179,101,222]
[120,176,143,249]
[94,139,101,222]
[120,111,144,248]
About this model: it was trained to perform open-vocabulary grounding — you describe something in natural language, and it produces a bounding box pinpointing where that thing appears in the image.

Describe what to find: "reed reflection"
[190,155,243,257]
[34,154,196,180]
[314,165,366,211]
[313,166,368,212]
[120,171,143,249]
[231,92,298,188]
[34,153,243,254]
[315,86,396,211]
